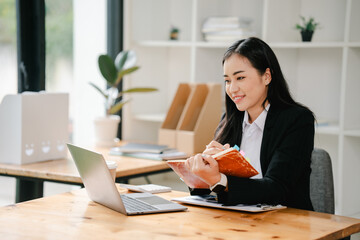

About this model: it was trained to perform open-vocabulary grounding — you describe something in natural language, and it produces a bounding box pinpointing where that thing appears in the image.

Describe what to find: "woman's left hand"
[185,154,221,186]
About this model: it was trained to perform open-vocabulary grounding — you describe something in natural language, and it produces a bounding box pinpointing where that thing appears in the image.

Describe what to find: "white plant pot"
[94,115,120,147]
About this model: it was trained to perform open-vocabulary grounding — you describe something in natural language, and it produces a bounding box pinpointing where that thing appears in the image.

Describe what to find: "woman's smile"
[232,95,245,104]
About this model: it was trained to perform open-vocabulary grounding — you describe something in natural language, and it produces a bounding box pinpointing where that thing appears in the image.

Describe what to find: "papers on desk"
[119,184,172,193]
[172,195,286,213]
[109,143,189,161]
[111,143,171,154]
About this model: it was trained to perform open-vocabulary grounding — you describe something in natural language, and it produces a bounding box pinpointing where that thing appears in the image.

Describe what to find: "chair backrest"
[310,148,335,214]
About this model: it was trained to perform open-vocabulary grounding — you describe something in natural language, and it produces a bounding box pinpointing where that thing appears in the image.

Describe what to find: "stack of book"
[201,17,256,42]
[110,143,189,161]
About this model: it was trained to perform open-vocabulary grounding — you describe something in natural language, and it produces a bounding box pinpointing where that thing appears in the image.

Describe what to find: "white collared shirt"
[240,104,270,179]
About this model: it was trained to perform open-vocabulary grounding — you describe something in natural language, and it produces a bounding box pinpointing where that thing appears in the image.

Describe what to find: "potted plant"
[89,50,157,146]
[295,16,319,42]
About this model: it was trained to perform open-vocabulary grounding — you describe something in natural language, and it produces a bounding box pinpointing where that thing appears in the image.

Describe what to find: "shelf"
[344,130,360,137]
[134,113,166,123]
[271,42,360,48]
[197,41,345,49]
[315,124,340,135]
[136,41,360,49]
[316,128,360,137]
[269,42,345,49]
[348,42,360,48]
[195,41,231,48]
[137,41,192,47]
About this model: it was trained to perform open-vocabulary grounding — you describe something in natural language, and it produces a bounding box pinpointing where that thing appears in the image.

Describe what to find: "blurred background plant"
[295,16,319,42]
[89,50,157,115]
[295,16,319,32]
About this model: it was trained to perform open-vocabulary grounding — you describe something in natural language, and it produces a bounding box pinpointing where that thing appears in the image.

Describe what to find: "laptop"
[67,143,187,215]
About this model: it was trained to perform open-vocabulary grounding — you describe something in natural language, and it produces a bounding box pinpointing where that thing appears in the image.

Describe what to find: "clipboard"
[172,195,286,213]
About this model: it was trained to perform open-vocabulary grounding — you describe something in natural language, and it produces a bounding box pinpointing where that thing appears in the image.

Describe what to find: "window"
[45,0,107,144]
[45,0,73,93]
[0,0,17,101]
[45,0,74,140]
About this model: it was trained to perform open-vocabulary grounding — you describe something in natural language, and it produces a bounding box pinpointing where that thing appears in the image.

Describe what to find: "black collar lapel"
[260,105,281,173]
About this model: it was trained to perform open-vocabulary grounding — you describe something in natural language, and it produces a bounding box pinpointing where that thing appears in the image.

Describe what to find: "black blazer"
[191,104,314,211]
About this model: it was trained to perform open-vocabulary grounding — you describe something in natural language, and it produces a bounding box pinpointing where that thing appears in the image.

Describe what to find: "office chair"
[310,148,335,214]
[310,149,350,239]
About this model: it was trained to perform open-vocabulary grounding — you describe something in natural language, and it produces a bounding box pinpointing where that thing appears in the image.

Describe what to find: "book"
[109,150,189,161]
[167,147,258,188]
[201,16,256,42]
[109,144,189,161]
[110,143,171,154]
[212,147,258,178]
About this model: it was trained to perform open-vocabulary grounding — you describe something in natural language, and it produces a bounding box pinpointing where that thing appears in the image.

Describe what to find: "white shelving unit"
[123,0,360,217]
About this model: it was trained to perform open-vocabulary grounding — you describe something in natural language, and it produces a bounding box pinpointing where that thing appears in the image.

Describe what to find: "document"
[172,195,286,213]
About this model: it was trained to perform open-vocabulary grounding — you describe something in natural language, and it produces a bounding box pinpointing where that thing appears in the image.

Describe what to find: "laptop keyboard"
[121,195,158,212]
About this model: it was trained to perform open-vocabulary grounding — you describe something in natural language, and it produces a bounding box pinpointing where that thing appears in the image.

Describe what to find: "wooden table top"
[0,146,170,183]
[0,187,359,239]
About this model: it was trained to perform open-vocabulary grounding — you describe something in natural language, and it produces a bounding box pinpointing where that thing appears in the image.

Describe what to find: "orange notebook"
[167,147,258,188]
[212,148,259,178]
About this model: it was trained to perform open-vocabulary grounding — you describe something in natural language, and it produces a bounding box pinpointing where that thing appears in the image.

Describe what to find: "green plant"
[89,50,157,115]
[295,16,319,32]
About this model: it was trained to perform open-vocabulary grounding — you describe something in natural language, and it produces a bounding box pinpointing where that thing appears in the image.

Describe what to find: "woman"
[186,37,315,211]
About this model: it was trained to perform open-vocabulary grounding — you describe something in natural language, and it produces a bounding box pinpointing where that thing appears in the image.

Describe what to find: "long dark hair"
[215,37,314,145]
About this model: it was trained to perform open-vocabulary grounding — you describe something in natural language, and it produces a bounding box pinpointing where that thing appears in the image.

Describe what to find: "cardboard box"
[158,83,193,148]
[176,83,222,154]
[159,83,222,155]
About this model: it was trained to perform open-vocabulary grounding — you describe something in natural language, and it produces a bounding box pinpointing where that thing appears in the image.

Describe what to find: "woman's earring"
[266,78,271,85]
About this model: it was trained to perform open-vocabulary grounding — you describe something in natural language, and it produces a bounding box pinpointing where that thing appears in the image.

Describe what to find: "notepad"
[172,195,286,213]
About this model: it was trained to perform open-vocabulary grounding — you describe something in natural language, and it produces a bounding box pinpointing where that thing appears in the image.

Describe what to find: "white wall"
[0,46,17,101]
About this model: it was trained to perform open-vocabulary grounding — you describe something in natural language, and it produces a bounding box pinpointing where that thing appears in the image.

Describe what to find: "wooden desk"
[0,146,170,202]
[0,187,359,239]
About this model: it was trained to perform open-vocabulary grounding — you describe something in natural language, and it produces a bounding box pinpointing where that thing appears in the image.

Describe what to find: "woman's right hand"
[202,140,230,155]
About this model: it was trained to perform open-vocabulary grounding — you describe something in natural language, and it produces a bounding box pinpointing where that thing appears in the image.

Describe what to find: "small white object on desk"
[120,184,172,193]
